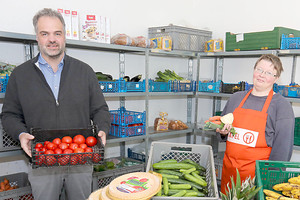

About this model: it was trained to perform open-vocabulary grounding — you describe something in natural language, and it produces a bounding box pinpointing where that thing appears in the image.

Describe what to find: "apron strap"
[237,89,273,114]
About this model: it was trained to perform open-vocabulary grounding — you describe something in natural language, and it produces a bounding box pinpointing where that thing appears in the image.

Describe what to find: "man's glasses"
[254,68,277,77]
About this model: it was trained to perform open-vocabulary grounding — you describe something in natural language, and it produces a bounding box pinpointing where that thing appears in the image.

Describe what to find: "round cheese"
[101,186,112,200]
[88,188,103,200]
[107,172,161,200]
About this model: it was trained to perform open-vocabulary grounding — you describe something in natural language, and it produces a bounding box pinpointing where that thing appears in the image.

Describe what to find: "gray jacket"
[1,54,110,141]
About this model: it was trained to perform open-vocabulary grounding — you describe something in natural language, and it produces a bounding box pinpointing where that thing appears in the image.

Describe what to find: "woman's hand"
[216,124,232,136]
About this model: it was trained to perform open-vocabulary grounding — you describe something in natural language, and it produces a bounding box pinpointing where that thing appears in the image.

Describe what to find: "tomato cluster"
[34,134,100,166]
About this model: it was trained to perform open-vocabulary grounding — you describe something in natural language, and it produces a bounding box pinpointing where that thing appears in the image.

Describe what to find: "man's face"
[36,16,66,59]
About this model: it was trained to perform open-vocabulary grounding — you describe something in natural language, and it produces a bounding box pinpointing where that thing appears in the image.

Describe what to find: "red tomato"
[35,143,43,149]
[69,143,79,151]
[58,155,70,166]
[74,148,85,153]
[34,147,41,152]
[58,142,68,150]
[36,154,45,166]
[79,143,87,149]
[62,136,72,144]
[85,136,97,147]
[63,149,73,154]
[40,147,47,153]
[92,153,102,163]
[85,147,93,152]
[44,150,56,166]
[54,148,63,154]
[46,142,56,150]
[73,135,86,145]
[52,138,62,145]
[44,141,50,146]
[70,155,78,165]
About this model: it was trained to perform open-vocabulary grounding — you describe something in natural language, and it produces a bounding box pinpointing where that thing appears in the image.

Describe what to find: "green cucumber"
[180,159,206,172]
[160,174,179,179]
[183,191,198,197]
[157,169,183,177]
[158,159,177,164]
[162,177,169,195]
[171,190,186,197]
[180,167,196,174]
[153,162,195,170]
[169,184,191,190]
[184,173,207,187]
[167,178,205,191]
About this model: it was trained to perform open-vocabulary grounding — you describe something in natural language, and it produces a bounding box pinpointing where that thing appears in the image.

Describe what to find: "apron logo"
[243,132,254,144]
[228,127,259,147]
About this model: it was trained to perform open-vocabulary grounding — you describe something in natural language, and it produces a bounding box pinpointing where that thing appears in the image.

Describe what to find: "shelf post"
[119,52,125,108]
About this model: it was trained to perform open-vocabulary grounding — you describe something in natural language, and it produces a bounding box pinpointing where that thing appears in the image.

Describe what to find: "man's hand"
[98,131,106,146]
[19,133,34,157]
[216,124,232,136]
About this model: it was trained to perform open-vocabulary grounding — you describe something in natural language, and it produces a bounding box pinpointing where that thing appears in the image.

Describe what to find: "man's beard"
[39,43,65,59]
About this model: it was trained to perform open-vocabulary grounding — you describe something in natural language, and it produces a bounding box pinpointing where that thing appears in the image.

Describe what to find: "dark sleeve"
[87,67,111,135]
[268,99,294,161]
[1,72,28,141]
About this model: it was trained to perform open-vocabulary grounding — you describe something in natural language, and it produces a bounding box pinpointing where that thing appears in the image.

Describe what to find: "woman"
[217,54,294,193]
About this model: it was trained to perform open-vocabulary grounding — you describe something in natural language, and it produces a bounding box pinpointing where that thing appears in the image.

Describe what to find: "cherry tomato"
[69,143,79,151]
[40,147,47,153]
[74,148,85,153]
[85,147,93,152]
[85,136,97,147]
[73,135,85,145]
[44,141,51,146]
[63,149,73,154]
[79,143,87,149]
[62,136,72,144]
[52,138,62,145]
[58,142,68,150]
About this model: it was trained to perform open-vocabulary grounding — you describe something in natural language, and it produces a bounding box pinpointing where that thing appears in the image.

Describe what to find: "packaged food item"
[80,14,100,42]
[205,39,224,52]
[105,17,111,44]
[154,112,168,131]
[111,34,135,46]
[99,16,105,43]
[64,9,72,39]
[71,10,79,40]
[150,36,172,51]
[168,120,188,130]
[133,36,155,48]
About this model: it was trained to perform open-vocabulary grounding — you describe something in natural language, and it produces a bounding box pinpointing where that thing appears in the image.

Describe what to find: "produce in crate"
[203,113,237,136]
[155,69,186,82]
[95,72,113,81]
[221,168,261,200]
[152,158,209,197]
[0,178,18,192]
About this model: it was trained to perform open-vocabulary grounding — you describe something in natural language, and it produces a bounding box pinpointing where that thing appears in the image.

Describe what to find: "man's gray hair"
[33,8,65,34]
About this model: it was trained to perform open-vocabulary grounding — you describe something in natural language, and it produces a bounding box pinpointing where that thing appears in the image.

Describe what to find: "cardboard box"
[80,14,100,42]
[205,39,224,52]
[71,11,79,40]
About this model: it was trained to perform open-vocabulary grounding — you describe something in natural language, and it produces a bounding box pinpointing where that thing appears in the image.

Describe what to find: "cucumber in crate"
[146,142,219,199]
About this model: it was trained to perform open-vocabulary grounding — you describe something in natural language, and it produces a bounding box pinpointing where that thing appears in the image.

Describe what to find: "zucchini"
[180,167,196,174]
[168,178,205,191]
[156,169,183,177]
[184,173,207,187]
[169,184,191,190]
[160,174,179,179]
[171,190,186,197]
[153,162,195,170]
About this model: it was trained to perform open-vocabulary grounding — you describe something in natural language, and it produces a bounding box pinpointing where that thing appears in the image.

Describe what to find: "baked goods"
[168,120,188,130]
[111,34,134,46]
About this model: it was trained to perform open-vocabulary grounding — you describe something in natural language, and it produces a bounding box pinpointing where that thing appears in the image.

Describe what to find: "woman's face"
[253,59,278,92]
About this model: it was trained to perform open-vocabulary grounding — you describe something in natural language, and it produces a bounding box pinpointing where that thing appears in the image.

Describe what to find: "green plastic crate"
[255,160,300,200]
[294,117,300,146]
[226,27,300,51]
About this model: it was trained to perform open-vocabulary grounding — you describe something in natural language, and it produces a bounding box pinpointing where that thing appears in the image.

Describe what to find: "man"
[1,8,110,200]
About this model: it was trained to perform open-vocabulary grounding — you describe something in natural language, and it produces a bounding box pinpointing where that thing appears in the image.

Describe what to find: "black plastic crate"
[221,81,246,94]
[30,126,104,169]
[0,172,33,200]
[128,148,146,162]
[0,129,21,152]
[92,157,145,190]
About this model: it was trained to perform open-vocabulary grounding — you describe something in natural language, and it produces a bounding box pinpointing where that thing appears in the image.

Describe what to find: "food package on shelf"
[154,112,168,131]
[151,36,172,51]
[133,36,155,48]
[168,120,188,130]
[111,33,135,46]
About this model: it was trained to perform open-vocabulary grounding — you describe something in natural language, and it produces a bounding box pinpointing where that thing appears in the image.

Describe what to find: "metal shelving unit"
[0,31,196,160]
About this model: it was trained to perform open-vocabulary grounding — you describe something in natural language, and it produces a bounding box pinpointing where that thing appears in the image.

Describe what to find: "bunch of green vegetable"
[203,113,237,136]
[155,69,184,82]
[221,168,261,200]
[153,158,208,197]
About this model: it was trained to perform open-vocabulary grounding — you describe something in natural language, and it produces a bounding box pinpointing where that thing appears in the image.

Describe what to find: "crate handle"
[157,28,166,33]
[171,147,192,152]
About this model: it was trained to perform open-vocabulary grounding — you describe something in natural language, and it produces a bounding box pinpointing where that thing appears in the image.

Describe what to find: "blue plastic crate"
[149,80,171,92]
[171,80,195,92]
[110,107,146,126]
[274,83,300,98]
[281,34,300,49]
[245,82,253,91]
[0,75,9,93]
[99,80,119,93]
[109,123,146,138]
[124,80,145,92]
[198,80,221,93]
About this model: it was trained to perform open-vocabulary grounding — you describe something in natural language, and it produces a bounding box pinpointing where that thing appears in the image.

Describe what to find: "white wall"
[1,0,300,169]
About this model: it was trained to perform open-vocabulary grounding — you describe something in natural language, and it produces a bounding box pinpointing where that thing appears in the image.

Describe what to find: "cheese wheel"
[101,186,112,200]
[107,172,161,200]
[88,188,103,200]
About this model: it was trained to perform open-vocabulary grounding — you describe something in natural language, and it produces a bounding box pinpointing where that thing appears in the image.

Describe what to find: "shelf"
[106,134,146,144]
[148,92,194,96]
[196,92,231,98]
[148,125,193,139]
[150,49,198,58]
[199,50,278,58]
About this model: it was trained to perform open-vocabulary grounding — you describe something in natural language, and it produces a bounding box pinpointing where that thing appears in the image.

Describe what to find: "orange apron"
[220,89,273,194]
